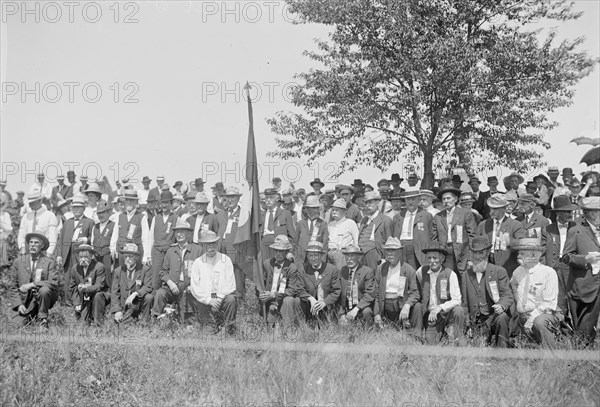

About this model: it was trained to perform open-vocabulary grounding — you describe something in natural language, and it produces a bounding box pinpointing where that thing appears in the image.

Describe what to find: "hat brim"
[437,188,462,200]
[119,250,141,255]
[173,226,193,232]
[382,246,403,250]
[198,237,221,243]
[270,244,292,250]
[550,204,579,211]
[513,245,545,252]
[469,243,492,252]
[341,249,364,255]
[402,192,421,199]
[25,233,49,251]
[310,181,325,187]
[74,246,97,255]
[421,248,448,256]
[504,174,525,184]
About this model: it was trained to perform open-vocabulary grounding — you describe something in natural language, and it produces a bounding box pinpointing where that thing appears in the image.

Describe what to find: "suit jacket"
[298,262,341,306]
[542,221,576,269]
[373,261,419,316]
[519,212,550,239]
[480,191,493,219]
[70,259,107,305]
[187,212,220,239]
[476,216,526,277]
[294,218,329,263]
[58,216,95,266]
[432,206,477,271]
[217,206,257,263]
[111,263,153,313]
[260,207,296,244]
[12,254,58,306]
[338,265,375,315]
[562,221,600,303]
[346,203,363,225]
[357,213,393,253]
[472,191,486,216]
[461,263,513,324]
[160,242,204,289]
[392,209,434,265]
[260,257,301,297]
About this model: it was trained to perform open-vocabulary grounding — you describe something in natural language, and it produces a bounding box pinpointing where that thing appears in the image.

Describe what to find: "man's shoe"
[40,318,49,329]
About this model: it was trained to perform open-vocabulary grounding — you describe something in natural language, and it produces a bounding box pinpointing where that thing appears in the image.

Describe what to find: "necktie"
[268,210,274,230]
[32,210,38,232]
[408,211,414,232]
[558,223,567,229]
[309,220,314,236]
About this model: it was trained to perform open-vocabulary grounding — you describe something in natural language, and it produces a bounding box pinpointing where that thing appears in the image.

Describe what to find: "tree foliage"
[268,0,597,186]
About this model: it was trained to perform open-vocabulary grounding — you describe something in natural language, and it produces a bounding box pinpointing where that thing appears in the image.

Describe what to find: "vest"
[419,266,452,308]
[117,211,143,251]
[358,218,377,252]
[93,220,115,257]
[474,274,490,316]
[153,213,178,249]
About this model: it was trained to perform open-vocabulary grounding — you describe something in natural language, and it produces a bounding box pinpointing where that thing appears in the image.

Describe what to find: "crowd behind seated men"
[1,166,599,348]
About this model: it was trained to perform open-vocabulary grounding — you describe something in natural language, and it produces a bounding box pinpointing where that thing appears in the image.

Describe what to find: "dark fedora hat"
[469,236,492,252]
[310,178,325,187]
[421,242,448,256]
[550,195,578,212]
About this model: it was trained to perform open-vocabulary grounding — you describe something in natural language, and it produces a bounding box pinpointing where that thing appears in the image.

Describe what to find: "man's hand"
[399,304,411,321]
[18,304,27,315]
[167,280,179,295]
[74,305,82,312]
[125,292,138,306]
[18,283,35,293]
[312,300,326,315]
[374,315,383,329]
[585,252,600,264]
[114,311,123,322]
[346,307,359,321]
[492,304,504,315]
[209,298,222,312]
[258,291,274,302]
[286,252,294,261]
[56,256,63,266]
[428,306,442,323]
[524,316,534,333]
[143,258,151,267]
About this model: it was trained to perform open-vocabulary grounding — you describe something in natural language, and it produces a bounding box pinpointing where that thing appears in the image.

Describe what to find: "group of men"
[2,166,600,348]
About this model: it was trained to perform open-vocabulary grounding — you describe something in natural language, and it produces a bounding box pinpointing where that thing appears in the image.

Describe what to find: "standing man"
[211,182,226,214]
[51,175,69,209]
[327,199,359,273]
[109,190,151,267]
[148,191,178,292]
[517,193,550,239]
[418,189,440,216]
[29,172,52,201]
[357,191,393,271]
[148,176,165,204]
[83,183,102,223]
[393,188,434,270]
[337,245,376,326]
[468,177,486,216]
[337,185,362,224]
[92,200,115,289]
[138,176,152,205]
[310,178,325,198]
[480,176,501,219]
[390,174,404,195]
[187,192,220,243]
[294,195,329,266]
[260,188,296,261]
[17,191,58,256]
[64,170,78,199]
[461,237,513,347]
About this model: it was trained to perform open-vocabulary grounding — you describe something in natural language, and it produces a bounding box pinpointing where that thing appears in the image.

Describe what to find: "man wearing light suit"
[357,191,393,271]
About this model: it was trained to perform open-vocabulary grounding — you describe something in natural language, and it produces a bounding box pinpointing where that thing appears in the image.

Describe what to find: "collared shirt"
[510,263,558,319]
[385,261,403,295]
[264,209,276,236]
[557,222,569,256]
[427,268,461,312]
[327,217,359,250]
[193,213,205,243]
[109,210,150,261]
[446,207,455,243]
[189,253,236,305]
[17,205,58,255]
[400,210,417,240]
[0,211,13,242]
[491,216,506,253]
[308,218,321,240]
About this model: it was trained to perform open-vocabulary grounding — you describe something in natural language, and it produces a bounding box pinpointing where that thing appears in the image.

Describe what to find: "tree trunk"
[422,149,435,190]
[453,125,474,176]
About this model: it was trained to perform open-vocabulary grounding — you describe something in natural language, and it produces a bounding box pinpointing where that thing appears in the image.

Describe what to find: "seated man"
[511,238,560,348]
[462,237,513,347]
[337,245,375,326]
[152,219,203,321]
[187,230,238,334]
[70,244,108,325]
[374,237,422,333]
[258,235,303,327]
[11,233,59,328]
[110,243,154,324]
[416,243,465,345]
[298,241,341,325]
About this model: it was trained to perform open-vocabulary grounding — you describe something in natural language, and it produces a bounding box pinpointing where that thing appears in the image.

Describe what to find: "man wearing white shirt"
[327,199,359,272]
[29,173,53,201]
[357,191,393,271]
[511,238,559,348]
[148,191,178,291]
[187,230,237,334]
[138,176,152,205]
[18,191,58,256]
[416,243,465,345]
[109,190,151,266]
[418,189,440,217]
[186,192,219,243]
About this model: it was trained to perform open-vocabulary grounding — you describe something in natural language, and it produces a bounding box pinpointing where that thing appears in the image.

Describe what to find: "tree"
[267,0,597,188]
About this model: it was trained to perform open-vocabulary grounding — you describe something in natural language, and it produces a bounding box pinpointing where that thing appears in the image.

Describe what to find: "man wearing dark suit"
[357,191,393,271]
[469,176,486,216]
[298,241,341,324]
[337,185,363,224]
[541,195,578,322]
[110,243,154,324]
[476,194,526,278]
[186,192,220,243]
[461,237,513,347]
[147,175,165,205]
[480,176,501,219]
[51,174,69,209]
[431,187,477,284]
[373,237,422,332]
[11,233,59,328]
[92,200,115,288]
[69,244,107,325]
[393,188,434,270]
[57,195,95,306]
[337,245,375,326]
[294,195,328,266]
[517,193,550,239]
[260,188,296,261]
[562,197,600,343]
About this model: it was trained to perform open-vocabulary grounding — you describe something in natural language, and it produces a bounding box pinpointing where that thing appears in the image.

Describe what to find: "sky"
[1,0,598,194]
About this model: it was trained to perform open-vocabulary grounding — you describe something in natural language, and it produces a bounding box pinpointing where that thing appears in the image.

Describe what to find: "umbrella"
[580,146,600,166]
[571,136,600,146]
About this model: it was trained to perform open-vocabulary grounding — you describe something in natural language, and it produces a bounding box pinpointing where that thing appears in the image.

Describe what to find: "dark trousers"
[186,292,238,329]
[362,249,381,272]
[116,293,154,324]
[260,296,304,326]
[299,300,336,325]
[93,291,111,325]
[423,306,465,344]
[472,312,510,348]
[382,299,423,332]
[151,282,188,318]
[95,253,113,290]
[518,313,559,348]
[15,286,58,324]
[569,295,600,344]
[342,305,374,326]
[74,290,107,325]
[150,247,168,292]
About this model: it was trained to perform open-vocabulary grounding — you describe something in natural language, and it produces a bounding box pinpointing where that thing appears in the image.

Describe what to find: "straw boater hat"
[84,183,102,196]
[74,243,96,255]
[421,242,448,256]
[382,237,403,250]
[123,190,139,200]
[402,186,421,199]
[120,243,140,255]
[172,219,193,231]
[71,195,86,207]
[305,240,325,253]
[223,186,242,197]
[364,191,381,202]
[27,190,43,203]
[331,198,347,210]
[198,230,220,243]
[469,236,492,252]
[419,189,436,199]
[580,196,600,210]
[194,192,210,204]
[341,244,363,255]
[25,232,49,251]
[270,235,293,251]
[303,195,321,208]
[56,198,70,211]
[513,238,544,252]
[486,194,509,208]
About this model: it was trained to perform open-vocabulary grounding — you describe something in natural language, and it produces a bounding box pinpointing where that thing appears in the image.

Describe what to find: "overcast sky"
[1,0,598,194]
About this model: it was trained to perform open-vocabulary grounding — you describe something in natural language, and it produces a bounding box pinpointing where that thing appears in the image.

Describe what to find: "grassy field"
[1,279,600,407]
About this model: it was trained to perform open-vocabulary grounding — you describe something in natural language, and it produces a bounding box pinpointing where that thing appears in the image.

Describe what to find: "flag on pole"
[233,82,265,291]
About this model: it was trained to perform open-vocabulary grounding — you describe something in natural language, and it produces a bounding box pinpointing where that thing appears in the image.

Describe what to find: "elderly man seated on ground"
[187,230,238,335]
[70,243,108,326]
[510,238,560,348]
[11,233,59,329]
[337,245,376,327]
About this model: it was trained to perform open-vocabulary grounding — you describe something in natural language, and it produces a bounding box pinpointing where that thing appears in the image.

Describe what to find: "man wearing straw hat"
[83,183,103,223]
[461,236,513,347]
[187,230,238,334]
[152,219,203,321]
[562,196,600,343]
[374,237,422,332]
[298,241,341,325]
[148,191,178,292]
[257,235,303,327]
[91,200,116,288]
[187,192,219,244]
[110,243,154,324]
[357,191,393,271]
[337,245,375,326]
[11,233,59,328]
[294,195,329,266]
[17,190,58,256]
[510,237,560,348]
[69,243,107,325]
[109,189,151,267]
